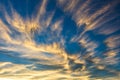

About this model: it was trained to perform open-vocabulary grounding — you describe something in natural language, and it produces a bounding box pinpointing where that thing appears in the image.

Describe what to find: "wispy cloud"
[0,0,120,80]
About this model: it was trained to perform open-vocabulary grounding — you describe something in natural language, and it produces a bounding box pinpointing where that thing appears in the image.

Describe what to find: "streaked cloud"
[0,0,120,80]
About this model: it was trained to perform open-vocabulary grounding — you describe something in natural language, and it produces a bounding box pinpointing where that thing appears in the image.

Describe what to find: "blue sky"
[0,0,120,80]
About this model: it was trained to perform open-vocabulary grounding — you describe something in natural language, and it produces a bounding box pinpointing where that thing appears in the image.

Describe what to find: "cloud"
[0,0,120,79]
[0,62,90,80]
[57,0,119,34]
[105,34,120,48]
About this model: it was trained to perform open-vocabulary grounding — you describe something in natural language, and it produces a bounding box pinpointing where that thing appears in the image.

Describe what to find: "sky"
[0,0,120,80]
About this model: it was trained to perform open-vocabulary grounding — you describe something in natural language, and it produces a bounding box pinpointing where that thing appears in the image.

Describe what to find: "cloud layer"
[0,0,120,80]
